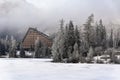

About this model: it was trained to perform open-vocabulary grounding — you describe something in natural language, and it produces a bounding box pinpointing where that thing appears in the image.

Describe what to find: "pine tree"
[4,35,9,52]
[87,46,94,63]
[74,26,82,62]
[58,19,65,60]
[109,29,114,48]
[95,19,107,50]
[99,19,107,49]
[63,25,69,58]
[67,21,75,54]
[0,40,6,55]
[52,19,65,62]
[114,28,120,48]
[9,36,17,58]
[52,34,61,62]
[52,32,63,62]
[95,22,101,47]
[83,14,95,49]
[72,42,80,63]
[75,26,81,47]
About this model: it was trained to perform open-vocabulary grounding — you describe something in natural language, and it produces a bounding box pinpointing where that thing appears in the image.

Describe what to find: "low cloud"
[0,0,120,36]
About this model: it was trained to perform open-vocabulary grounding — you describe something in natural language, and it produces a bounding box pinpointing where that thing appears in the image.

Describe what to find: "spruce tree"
[83,14,95,49]
[9,36,17,58]
[67,21,75,54]
[109,29,114,48]
[87,46,94,63]
[72,42,80,63]
[58,19,65,60]
[114,29,120,48]
[95,22,101,47]
[63,25,69,58]
[52,19,65,62]
[99,19,107,49]
[75,26,81,47]
[52,34,61,62]
[0,40,6,55]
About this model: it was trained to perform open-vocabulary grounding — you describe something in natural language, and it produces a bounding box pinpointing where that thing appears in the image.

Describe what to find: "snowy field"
[0,59,120,80]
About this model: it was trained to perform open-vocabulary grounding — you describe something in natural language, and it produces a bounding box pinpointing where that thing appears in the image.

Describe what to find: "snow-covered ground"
[0,58,120,80]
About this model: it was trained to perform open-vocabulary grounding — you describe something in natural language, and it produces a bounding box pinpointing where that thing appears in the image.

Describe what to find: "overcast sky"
[0,0,120,34]
[27,0,120,22]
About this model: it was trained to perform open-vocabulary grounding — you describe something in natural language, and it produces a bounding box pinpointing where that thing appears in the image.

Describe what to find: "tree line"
[0,35,51,58]
[52,14,120,63]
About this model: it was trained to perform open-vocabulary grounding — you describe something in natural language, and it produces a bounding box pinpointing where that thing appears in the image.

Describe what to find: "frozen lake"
[0,58,120,80]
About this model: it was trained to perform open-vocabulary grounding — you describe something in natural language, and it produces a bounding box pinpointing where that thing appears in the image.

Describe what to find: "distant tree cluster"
[52,14,120,63]
[0,36,10,56]
[0,35,25,58]
[52,19,81,63]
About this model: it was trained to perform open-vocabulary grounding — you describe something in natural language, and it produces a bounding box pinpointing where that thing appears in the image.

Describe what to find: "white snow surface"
[0,58,120,80]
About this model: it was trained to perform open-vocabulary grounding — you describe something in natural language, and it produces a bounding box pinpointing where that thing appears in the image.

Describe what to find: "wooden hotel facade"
[22,28,52,50]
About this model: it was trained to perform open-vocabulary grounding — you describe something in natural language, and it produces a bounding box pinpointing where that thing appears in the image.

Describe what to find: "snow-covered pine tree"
[114,29,120,48]
[94,21,106,56]
[52,19,65,62]
[99,19,107,49]
[5,35,9,52]
[95,22,101,47]
[62,24,69,59]
[108,29,114,48]
[67,21,75,57]
[87,46,94,63]
[75,26,81,47]
[58,19,65,60]
[72,42,80,63]
[52,34,61,62]
[9,36,17,58]
[0,39,6,55]
[83,14,95,49]
[74,26,82,62]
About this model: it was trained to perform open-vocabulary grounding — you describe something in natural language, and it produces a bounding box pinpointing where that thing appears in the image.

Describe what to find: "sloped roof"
[22,27,52,43]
